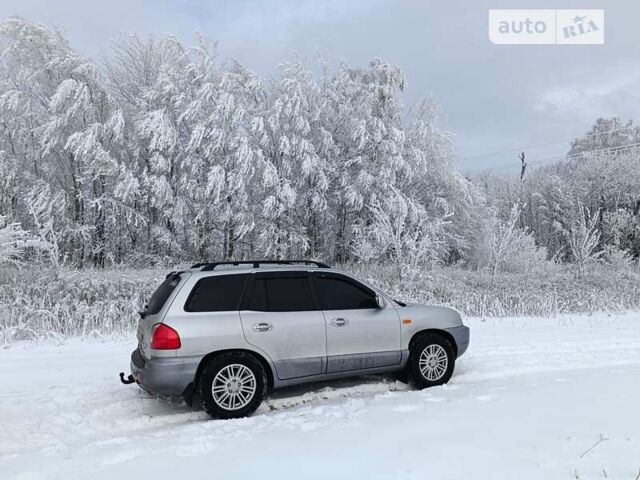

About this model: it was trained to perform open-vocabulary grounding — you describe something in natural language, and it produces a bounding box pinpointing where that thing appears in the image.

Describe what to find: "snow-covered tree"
[404,98,485,263]
[323,60,408,261]
[180,44,262,260]
[565,204,602,277]
[24,182,70,275]
[479,205,550,282]
[0,215,35,266]
[602,208,640,258]
[248,60,317,258]
[353,187,451,278]
[568,117,639,156]
[0,18,66,219]
[0,17,138,267]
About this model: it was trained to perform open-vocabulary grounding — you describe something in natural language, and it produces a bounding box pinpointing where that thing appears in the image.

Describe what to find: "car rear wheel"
[198,352,267,419]
[409,333,455,389]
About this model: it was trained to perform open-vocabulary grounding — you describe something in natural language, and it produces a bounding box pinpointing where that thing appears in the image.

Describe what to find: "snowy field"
[2,313,639,480]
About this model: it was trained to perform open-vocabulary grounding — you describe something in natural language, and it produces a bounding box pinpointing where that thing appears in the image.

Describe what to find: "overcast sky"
[1,0,638,173]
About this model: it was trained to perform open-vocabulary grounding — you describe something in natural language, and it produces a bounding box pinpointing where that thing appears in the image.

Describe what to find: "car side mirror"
[375,294,386,309]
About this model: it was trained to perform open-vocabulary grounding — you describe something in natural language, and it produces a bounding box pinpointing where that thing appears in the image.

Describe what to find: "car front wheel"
[408,333,455,389]
[197,352,267,419]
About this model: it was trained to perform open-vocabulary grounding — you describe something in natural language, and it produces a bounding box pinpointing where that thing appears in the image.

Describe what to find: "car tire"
[408,333,455,389]
[197,352,267,419]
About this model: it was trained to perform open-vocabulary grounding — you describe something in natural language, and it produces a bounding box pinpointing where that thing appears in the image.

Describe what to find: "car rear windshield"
[145,272,182,314]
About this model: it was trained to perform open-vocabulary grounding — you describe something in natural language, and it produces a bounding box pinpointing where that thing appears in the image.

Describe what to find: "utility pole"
[519,152,527,181]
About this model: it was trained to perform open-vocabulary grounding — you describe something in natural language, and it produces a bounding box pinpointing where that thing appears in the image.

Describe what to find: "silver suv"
[125,260,470,419]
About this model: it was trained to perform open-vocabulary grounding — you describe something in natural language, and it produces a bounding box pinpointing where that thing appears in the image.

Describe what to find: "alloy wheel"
[418,344,449,381]
[211,364,257,411]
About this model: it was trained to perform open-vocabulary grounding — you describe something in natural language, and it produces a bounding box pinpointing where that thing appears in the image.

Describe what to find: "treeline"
[0,17,639,276]
[0,18,476,271]
[477,117,640,275]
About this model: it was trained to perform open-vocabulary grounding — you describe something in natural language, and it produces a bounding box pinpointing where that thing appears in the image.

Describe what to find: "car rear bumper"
[446,325,470,357]
[130,348,199,396]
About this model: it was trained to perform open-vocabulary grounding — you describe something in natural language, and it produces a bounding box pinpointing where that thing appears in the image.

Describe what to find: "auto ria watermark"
[489,9,604,44]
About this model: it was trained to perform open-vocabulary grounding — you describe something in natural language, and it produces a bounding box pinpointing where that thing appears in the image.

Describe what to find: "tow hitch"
[119,372,136,385]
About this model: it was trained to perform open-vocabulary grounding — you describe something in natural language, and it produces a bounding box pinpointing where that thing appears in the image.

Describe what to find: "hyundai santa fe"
[123,260,470,419]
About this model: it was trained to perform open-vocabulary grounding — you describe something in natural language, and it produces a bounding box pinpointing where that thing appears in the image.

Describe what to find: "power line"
[534,141,640,165]
[480,141,640,174]
[455,124,638,164]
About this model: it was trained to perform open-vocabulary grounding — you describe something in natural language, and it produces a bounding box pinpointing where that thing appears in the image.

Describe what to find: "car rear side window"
[146,273,182,314]
[246,272,315,312]
[314,274,378,310]
[185,274,248,312]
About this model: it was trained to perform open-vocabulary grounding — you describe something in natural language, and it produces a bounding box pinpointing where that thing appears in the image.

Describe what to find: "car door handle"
[330,317,349,327]
[252,322,273,332]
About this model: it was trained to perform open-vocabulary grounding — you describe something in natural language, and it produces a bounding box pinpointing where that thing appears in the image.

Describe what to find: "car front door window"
[314,275,377,310]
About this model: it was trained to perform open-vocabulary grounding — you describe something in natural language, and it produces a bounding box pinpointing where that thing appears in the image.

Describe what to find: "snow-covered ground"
[1,313,639,480]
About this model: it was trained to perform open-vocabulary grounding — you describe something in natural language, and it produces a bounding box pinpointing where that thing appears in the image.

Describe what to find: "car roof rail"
[191,260,331,271]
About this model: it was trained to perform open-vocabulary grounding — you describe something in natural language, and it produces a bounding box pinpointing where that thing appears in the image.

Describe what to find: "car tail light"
[150,323,181,350]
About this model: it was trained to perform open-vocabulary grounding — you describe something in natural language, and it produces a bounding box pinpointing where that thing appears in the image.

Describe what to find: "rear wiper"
[139,304,149,319]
